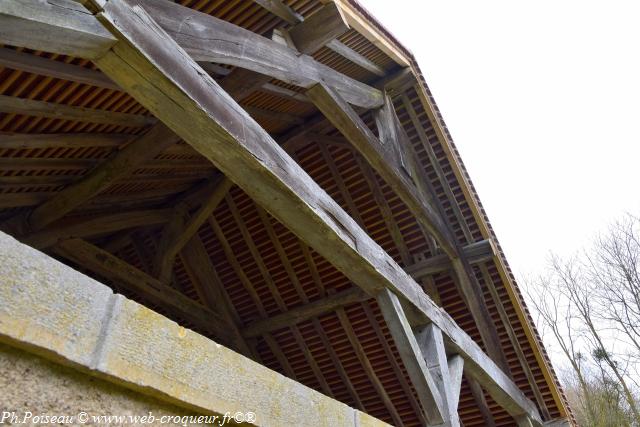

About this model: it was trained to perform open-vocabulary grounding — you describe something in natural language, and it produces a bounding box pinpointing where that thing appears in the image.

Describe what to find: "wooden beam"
[0,47,119,90]
[129,0,382,109]
[447,355,465,413]
[153,177,232,283]
[242,287,368,338]
[0,132,131,149]
[0,95,153,127]
[306,83,456,256]
[0,0,116,58]
[406,239,495,277]
[251,0,385,76]
[288,3,349,55]
[22,208,171,249]
[450,257,511,372]
[415,323,461,426]
[377,288,445,424]
[326,39,386,76]
[1,123,179,236]
[52,238,236,346]
[88,2,542,423]
[179,236,254,357]
[252,0,303,24]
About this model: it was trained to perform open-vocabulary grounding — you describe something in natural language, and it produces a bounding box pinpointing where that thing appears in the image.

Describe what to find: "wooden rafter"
[0,95,152,127]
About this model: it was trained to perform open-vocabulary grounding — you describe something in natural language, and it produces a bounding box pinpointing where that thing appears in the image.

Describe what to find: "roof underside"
[0,0,571,425]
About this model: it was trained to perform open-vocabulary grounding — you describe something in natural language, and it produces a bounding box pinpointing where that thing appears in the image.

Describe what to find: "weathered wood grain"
[288,3,349,54]
[377,288,445,424]
[0,0,116,58]
[131,0,383,109]
[307,83,456,256]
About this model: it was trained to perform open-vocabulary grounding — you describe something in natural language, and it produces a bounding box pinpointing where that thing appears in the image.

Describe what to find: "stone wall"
[0,231,388,427]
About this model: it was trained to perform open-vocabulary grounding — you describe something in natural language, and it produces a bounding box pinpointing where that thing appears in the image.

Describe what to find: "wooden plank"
[1,123,179,236]
[242,287,368,338]
[154,177,232,283]
[0,47,119,90]
[52,238,236,345]
[288,3,349,55]
[326,39,386,76]
[89,2,542,423]
[0,132,131,149]
[376,288,445,424]
[0,95,153,127]
[306,83,456,256]
[129,0,382,109]
[406,239,495,277]
[22,208,171,249]
[0,0,116,58]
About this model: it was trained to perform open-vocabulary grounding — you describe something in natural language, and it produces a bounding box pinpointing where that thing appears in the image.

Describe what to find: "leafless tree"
[526,213,640,426]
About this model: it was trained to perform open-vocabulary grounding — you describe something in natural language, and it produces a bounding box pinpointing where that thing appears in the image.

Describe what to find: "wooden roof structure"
[0,0,573,425]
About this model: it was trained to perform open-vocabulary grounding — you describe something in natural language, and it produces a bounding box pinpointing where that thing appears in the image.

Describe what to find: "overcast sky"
[361,0,640,277]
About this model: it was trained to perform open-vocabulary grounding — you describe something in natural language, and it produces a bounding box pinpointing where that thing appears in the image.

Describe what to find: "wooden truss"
[0,0,571,425]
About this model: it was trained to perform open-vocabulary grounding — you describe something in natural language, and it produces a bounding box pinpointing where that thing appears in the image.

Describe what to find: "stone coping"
[0,231,389,427]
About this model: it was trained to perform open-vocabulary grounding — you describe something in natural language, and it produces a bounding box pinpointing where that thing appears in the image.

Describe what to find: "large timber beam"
[306,83,457,256]
[377,288,445,424]
[0,0,381,108]
[51,1,546,423]
[52,238,237,346]
[133,0,383,109]
[0,0,116,58]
